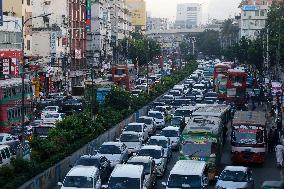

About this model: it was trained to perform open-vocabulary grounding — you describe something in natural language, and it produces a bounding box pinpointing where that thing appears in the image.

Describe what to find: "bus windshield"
[232,128,263,144]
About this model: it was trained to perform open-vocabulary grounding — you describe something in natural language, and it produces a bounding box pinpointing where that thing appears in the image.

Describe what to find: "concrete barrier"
[18,106,148,189]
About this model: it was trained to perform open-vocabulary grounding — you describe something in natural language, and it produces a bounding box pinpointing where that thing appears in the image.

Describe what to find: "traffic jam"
[55,59,283,189]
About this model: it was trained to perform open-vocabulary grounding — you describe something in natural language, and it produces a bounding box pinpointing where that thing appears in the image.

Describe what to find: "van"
[162,160,209,189]
[0,145,14,167]
[58,166,101,189]
[103,164,144,189]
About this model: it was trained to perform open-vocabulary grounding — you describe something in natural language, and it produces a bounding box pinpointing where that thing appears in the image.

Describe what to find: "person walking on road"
[275,142,284,167]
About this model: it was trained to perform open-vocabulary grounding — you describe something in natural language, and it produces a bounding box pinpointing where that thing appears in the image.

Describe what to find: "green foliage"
[196,30,222,57]
[0,62,197,189]
[118,37,161,66]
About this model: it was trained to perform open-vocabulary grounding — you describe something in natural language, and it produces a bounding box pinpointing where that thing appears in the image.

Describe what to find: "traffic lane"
[220,137,281,189]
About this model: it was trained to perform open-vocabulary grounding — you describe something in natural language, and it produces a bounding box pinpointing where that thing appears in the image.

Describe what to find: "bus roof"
[233,111,267,126]
[192,104,230,117]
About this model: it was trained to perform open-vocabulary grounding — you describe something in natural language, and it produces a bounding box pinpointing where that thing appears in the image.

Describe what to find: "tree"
[196,30,222,58]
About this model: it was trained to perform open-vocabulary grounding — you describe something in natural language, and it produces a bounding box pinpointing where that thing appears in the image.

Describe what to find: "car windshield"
[74,158,100,167]
[161,130,179,137]
[128,162,151,174]
[175,110,191,117]
[0,136,3,142]
[63,176,93,188]
[120,134,140,142]
[167,174,201,188]
[171,117,181,125]
[181,142,214,157]
[232,129,263,144]
[148,139,168,148]
[149,113,163,119]
[205,93,217,97]
[138,118,152,125]
[193,85,204,90]
[219,170,248,182]
[138,149,162,159]
[169,91,180,96]
[125,125,142,132]
[44,107,57,111]
[108,177,140,189]
[45,114,60,118]
[99,145,121,154]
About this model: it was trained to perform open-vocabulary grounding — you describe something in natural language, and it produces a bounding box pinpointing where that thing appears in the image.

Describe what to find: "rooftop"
[111,164,144,178]
[67,166,99,177]
[170,160,206,176]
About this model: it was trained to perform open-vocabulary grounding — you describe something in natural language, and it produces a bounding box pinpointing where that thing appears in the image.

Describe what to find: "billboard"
[125,0,146,26]
[242,5,259,11]
[86,0,91,32]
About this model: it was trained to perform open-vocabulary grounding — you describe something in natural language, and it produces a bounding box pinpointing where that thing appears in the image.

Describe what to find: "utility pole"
[147,40,150,95]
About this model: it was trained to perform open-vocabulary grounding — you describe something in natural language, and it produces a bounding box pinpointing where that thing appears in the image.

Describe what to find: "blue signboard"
[242,5,258,11]
[0,0,3,26]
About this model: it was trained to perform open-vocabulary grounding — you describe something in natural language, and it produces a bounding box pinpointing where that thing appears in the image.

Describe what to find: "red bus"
[0,78,33,133]
[111,65,135,91]
[213,62,233,100]
[226,68,248,108]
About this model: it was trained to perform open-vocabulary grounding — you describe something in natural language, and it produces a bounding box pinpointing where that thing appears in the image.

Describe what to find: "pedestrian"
[275,142,284,167]
[268,129,274,152]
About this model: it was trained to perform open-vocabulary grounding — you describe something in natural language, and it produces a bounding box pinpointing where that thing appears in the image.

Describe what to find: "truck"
[179,116,223,181]
[231,111,267,164]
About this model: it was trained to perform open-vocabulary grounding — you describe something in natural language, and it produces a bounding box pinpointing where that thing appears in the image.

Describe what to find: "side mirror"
[58,182,63,186]
[162,182,167,186]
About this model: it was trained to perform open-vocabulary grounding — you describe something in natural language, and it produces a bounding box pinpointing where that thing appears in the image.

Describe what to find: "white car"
[119,131,142,155]
[96,142,129,168]
[0,133,19,145]
[147,135,172,160]
[41,106,60,119]
[216,166,254,189]
[138,145,167,177]
[160,126,181,150]
[58,166,101,189]
[124,123,149,141]
[193,83,206,94]
[43,112,65,125]
[138,116,156,135]
[148,111,165,129]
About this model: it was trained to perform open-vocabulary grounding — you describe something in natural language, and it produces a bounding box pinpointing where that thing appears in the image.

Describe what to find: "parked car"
[127,156,157,189]
[216,166,254,189]
[41,106,60,119]
[58,166,101,189]
[138,145,167,177]
[0,133,19,145]
[73,154,112,182]
[103,164,145,189]
[147,136,172,160]
[119,131,142,155]
[162,160,209,189]
[96,142,129,168]
[0,145,14,167]
[160,126,181,150]
[138,116,156,135]
[261,181,284,189]
[148,111,165,129]
[124,123,149,141]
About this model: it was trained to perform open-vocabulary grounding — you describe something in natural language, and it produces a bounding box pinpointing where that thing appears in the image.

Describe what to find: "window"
[27,0,30,5]
[260,10,265,16]
[27,40,30,50]
[255,10,259,16]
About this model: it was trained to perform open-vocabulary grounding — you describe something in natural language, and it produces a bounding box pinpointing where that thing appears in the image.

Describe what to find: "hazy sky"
[145,0,241,23]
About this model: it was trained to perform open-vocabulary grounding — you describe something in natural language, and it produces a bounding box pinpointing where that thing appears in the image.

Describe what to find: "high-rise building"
[147,17,169,31]
[125,0,146,32]
[240,0,273,39]
[175,3,202,29]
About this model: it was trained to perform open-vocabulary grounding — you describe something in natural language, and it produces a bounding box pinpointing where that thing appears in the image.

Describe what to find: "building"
[175,3,202,29]
[109,0,132,64]
[240,3,270,39]
[86,0,112,68]
[146,17,169,31]
[3,0,33,58]
[125,0,146,32]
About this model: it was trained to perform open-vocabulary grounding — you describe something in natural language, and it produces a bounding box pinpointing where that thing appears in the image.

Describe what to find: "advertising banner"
[125,0,146,26]
[50,32,57,54]
[0,0,3,26]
